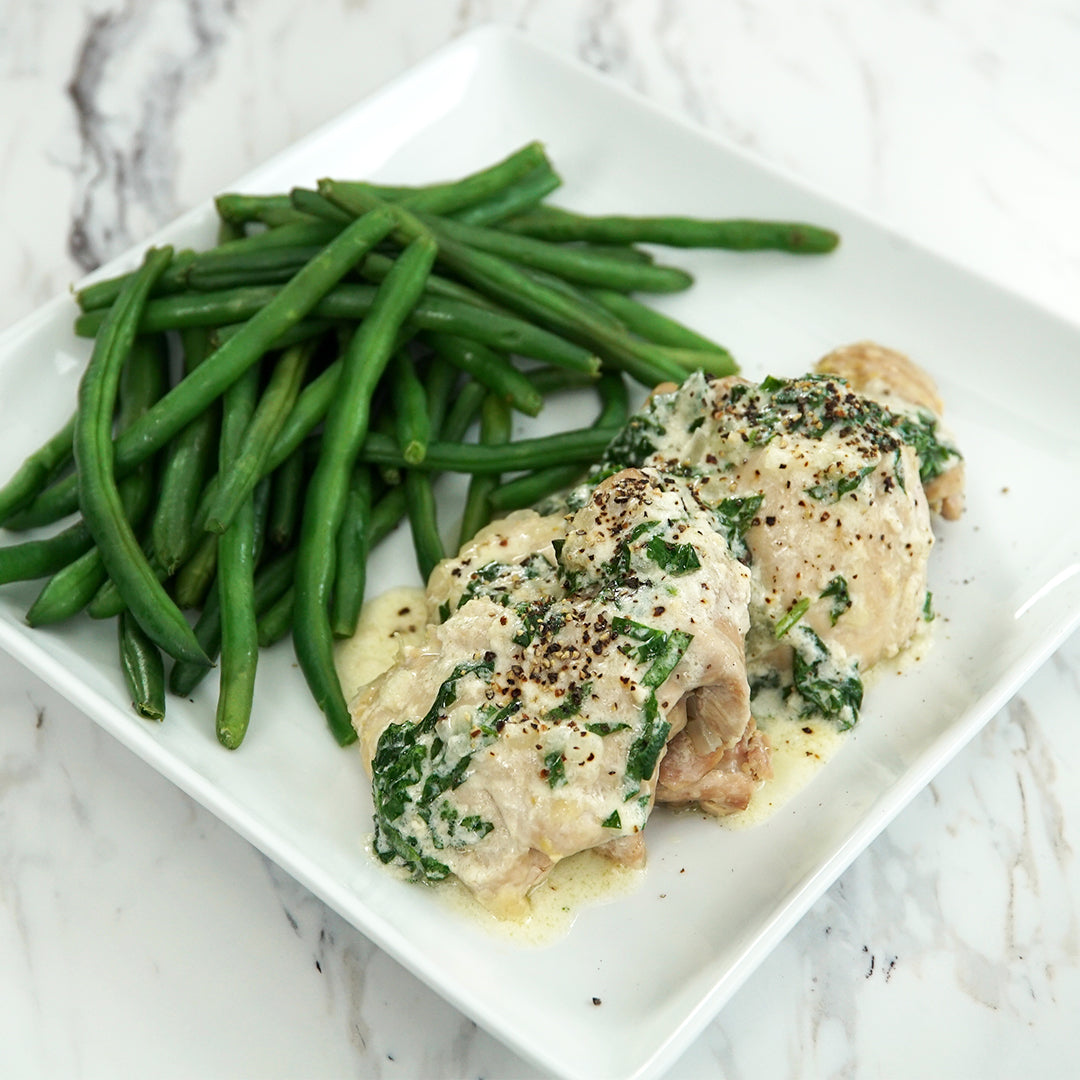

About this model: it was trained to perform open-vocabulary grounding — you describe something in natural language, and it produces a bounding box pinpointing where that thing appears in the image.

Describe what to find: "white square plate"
[1,27,1078,1080]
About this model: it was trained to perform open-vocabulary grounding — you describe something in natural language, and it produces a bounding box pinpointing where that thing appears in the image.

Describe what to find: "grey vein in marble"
[66,0,235,270]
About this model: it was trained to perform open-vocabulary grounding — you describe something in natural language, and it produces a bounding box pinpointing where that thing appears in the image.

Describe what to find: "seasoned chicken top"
[816,341,966,520]
[350,469,753,916]
[562,360,961,729]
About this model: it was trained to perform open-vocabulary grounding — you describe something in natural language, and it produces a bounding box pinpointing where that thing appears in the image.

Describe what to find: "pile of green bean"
[0,141,838,749]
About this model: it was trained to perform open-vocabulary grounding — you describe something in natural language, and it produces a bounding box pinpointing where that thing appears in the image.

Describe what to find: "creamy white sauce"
[723,707,846,829]
[344,583,936,933]
[334,585,428,702]
[436,847,645,947]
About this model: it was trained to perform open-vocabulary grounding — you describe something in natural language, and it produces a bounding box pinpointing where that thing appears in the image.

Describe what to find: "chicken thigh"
[351,469,754,915]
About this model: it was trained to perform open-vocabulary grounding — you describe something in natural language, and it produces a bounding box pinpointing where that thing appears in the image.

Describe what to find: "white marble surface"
[1,1,1079,1077]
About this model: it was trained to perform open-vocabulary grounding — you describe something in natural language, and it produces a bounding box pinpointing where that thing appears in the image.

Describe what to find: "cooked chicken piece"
[655,720,771,815]
[564,364,957,729]
[816,340,965,520]
[639,373,935,683]
[351,469,754,916]
[816,340,943,414]
[594,832,647,868]
[425,509,565,619]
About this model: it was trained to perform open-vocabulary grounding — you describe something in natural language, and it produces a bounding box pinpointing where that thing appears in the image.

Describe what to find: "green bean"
[119,610,166,721]
[165,333,592,543]
[215,364,261,749]
[151,327,218,574]
[404,470,443,583]
[216,192,312,227]
[173,531,218,610]
[439,378,489,444]
[294,234,438,746]
[451,163,561,227]
[335,140,551,217]
[359,424,619,475]
[425,332,544,417]
[319,184,687,386]
[391,348,430,466]
[651,344,739,378]
[28,212,394,532]
[75,251,197,312]
[72,245,208,665]
[289,186,352,224]
[213,219,343,254]
[26,336,167,626]
[487,373,628,513]
[170,547,296,697]
[267,445,306,550]
[368,485,408,548]
[586,287,733,359]
[421,352,458,437]
[248,360,342,478]
[209,317,339,356]
[215,218,246,246]
[357,252,505,313]
[168,583,224,698]
[499,205,841,252]
[371,411,403,488]
[517,264,626,332]
[186,244,327,292]
[524,366,600,397]
[75,284,601,375]
[593,370,631,428]
[330,466,373,638]
[256,586,293,648]
[98,210,393,477]
[250,474,273,568]
[203,340,314,534]
[0,414,75,526]
[571,243,655,264]
[428,214,695,294]
[25,544,109,626]
[458,394,512,547]
[488,462,585,513]
[79,223,337,312]
[0,520,95,586]
[84,546,169,620]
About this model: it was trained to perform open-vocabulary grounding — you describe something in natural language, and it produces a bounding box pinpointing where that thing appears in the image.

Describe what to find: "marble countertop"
[2,1,1079,1077]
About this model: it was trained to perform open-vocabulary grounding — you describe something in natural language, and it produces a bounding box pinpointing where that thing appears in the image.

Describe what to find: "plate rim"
[1,24,1079,1080]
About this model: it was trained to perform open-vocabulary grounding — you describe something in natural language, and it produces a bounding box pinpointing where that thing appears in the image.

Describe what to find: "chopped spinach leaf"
[371,656,497,881]
[601,810,622,829]
[774,597,811,638]
[820,576,851,625]
[611,616,693,688]
[923,590,935,622]
[790,627,862,730]
[460,815,494,839]
[598,413,665,472]
[544,749,567,788]
[645,535,701,575]
[713,494,763,563]
[805,463,877,503]
[545,680,593,721]
[585,721,631,736]
[624,693,670,793]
